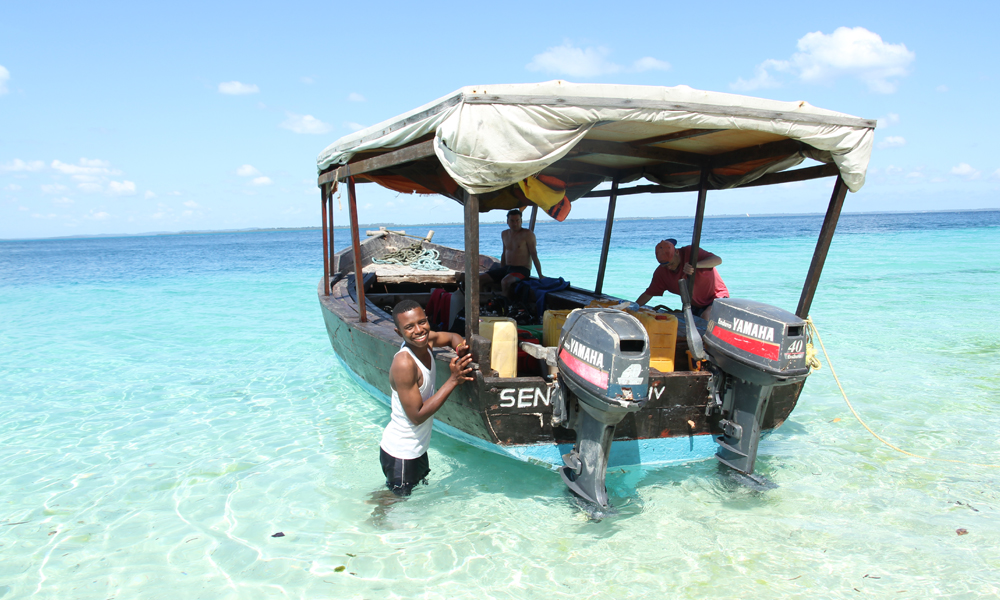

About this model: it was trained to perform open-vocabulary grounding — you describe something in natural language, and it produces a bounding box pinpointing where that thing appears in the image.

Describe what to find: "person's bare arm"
[636,292,653,306]
[499,230,508,267]
[527,231,542,278]
[683,251,721,275]
[429,331,469,357]
[390,351,473,426]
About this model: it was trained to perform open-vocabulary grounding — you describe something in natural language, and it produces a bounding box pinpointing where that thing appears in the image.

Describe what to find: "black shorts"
[487,264,530,283]
[379,447,430,496]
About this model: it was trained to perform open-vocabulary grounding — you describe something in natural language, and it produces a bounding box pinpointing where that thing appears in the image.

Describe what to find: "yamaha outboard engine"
[553,308,649,508]
[702,299,811,476]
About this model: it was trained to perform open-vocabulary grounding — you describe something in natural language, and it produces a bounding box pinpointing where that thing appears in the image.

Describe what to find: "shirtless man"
[380,300,473,496]
[480,208,543,299]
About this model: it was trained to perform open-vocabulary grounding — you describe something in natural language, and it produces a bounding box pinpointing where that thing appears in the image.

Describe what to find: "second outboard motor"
[556,309,649,508]
[702,299,811,476]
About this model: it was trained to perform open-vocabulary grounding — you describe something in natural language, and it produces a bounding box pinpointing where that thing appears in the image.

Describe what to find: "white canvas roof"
[317,81,876,194]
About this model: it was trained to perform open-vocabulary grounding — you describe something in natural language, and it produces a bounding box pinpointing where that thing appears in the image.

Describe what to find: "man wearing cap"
[635,239,729,321]
[480,208,543,299]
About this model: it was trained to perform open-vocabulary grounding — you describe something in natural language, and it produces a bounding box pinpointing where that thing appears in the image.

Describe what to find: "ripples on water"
[1,211,998,598]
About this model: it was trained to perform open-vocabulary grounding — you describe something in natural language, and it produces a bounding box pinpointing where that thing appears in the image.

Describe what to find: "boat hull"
[320,283,803,470]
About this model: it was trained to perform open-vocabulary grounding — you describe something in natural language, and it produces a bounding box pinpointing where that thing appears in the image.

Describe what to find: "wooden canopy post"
[797,176,849,318]
[528,204,538,232]
[321,184,330,296]
[464,191,480,342]
[594,179,619,295]
[347,176,368,323]
[327,183,335,277]
[687,168,710,288]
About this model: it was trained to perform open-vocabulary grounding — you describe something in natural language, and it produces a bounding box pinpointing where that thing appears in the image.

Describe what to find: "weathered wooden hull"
[319,268,803,470]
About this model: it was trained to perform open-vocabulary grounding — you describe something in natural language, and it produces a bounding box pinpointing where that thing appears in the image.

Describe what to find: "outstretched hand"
[448,353,474,385]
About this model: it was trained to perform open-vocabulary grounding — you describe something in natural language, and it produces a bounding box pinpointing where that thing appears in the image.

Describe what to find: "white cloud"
[281,113,332,134]
[251,176,272,186]
[936,85,948,93]
[218,81,259,95]
[878,113,900,128]
[732,27,915,93]
[53,196,74,205]
[237,164,260,177]
[182,210,193,217]
[108,180,136,195]
[5,183,22,191]
[345,121,366,132]
[877,136,906,149]
[84,210,110,221]
[184,200,199,208]
[950,163,980,179]
[528,42,621,77]
[1,159,45,172]
[632,56,671,72]
[348,92,366,102]
[992,168,1000,179]
[41,183,68,194]
[78,182,103,193]
[731,59,791,91]
[0,64,8,95]
[51,158,118,179]
[301,77,315,84]
[144,190,156,199]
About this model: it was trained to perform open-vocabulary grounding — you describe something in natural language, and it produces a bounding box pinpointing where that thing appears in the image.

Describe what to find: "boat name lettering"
[730,317,775,342]
[567,337,605,369]
[499,387,554,409]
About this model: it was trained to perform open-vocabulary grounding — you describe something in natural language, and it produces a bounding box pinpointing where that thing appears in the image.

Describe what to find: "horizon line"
[3,208,998,242]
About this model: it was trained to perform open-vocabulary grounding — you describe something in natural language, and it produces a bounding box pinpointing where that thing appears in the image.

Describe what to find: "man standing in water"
[380,300,473,496]
[636,238,729,322]
[480,208,542,299]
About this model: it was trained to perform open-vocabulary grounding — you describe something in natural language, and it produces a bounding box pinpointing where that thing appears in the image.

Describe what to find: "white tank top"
[380,344,437,459]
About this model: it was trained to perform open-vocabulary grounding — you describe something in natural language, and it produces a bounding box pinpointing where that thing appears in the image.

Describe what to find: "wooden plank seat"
[362,262,461,284]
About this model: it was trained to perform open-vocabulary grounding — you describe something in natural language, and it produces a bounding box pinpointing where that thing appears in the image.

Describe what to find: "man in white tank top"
[380,300,472,496]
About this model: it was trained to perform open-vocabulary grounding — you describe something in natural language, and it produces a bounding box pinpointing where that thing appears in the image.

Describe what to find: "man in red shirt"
[635,238,729,321]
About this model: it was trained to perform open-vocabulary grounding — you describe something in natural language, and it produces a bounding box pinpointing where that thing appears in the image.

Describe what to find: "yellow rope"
[806,317,1000,469]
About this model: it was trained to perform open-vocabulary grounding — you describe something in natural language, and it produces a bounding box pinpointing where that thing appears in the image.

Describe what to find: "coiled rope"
[806,317,1000,469]
[372,242,449,271]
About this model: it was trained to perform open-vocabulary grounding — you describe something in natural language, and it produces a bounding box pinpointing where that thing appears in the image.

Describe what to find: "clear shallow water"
[2,211,999,599]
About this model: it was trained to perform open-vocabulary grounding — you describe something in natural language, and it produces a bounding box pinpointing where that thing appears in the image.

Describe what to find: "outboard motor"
[701,299,811,476]
[554,308,649,508]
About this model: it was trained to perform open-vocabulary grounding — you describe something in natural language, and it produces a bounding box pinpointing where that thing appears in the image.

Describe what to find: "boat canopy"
[317,81,876,211]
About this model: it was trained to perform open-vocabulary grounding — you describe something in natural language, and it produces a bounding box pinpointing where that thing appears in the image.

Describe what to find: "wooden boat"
[314,81,876,487]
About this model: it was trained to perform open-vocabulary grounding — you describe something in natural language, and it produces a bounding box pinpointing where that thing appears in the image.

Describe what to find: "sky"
[2,0,998,239]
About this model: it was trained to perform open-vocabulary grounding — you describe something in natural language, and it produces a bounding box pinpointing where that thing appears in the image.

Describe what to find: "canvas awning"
[317,81,876,207]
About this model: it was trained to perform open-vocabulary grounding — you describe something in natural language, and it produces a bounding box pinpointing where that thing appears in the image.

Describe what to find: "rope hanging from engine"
[372,242,449,271]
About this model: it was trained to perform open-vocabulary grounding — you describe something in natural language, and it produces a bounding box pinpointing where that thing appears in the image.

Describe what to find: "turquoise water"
[2,211,999,598]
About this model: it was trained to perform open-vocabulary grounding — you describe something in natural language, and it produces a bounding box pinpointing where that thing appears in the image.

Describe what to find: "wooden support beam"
[709,139,801,168]
[464,191,480,341]
[594,179,619,295]
[327,183,335,280]
[547,157,623,179]
[573,139,707,167]
[528,204,538,231]
[630,128,724,147]
[581,163,839,198]
[797,176,849,318]
[347,176,367,323]
[688,168,710,292]
[318,140,436,185]
[740,163,839,187]
[321,184,330,297]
